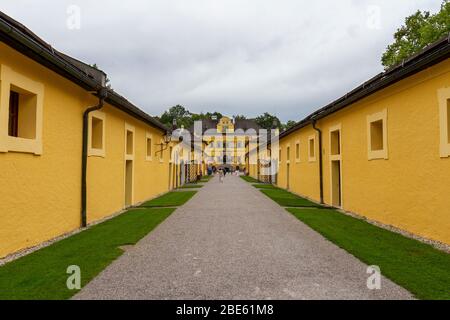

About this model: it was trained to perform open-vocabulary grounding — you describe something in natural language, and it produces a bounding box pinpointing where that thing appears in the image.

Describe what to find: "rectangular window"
[91,117,103,149]
[88,111,105,157]
[287,146,290,161]
[0,65,44,155]
[367,109,388,160]
[126,130,134,155]
[438,89,450,157]
[146,133,152,161]
[8,91,19,137]
[295,142,300,161]
[447,99,450,144]
[308,136,316,162]
[330,130,340,156]
[8,87,37,139]
[279,148,282,162]
[370,120,383,151]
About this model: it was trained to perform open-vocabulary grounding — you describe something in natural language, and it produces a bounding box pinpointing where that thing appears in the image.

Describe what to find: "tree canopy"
[158,106,294,131]
[382,0,450,68]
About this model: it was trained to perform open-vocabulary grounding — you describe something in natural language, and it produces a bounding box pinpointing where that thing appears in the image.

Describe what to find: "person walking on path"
[218,168,224,183]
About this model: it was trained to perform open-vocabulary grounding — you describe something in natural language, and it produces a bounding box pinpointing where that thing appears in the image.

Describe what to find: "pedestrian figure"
[219,168,224,183]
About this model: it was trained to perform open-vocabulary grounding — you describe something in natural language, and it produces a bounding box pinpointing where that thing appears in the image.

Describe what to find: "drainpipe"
[312,118,324,204]
[81,87,108,227]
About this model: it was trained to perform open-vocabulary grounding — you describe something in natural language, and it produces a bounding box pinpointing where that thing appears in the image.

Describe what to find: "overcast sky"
[1,0,443,122]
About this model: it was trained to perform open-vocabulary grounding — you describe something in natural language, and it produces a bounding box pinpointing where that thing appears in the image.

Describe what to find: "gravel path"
[74,175,413,300]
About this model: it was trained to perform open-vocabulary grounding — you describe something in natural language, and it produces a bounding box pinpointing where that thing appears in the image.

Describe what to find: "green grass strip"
[240,176,260,183]
[140,191,197,207]
[0,208,175,300]
[180,184,203,189]
[253,184,279,190]
[260,189,321,207]
[288,208,450,300]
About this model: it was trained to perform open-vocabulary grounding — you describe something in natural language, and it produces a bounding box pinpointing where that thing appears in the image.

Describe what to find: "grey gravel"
[73,175,413,300]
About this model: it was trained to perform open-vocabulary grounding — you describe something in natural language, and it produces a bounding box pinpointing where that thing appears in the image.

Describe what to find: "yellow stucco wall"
[277,58,450,245]
[0,43,170,257]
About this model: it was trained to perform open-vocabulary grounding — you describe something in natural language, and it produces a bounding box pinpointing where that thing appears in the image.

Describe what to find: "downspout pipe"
[312,118,324,204]
[81,87,108,227]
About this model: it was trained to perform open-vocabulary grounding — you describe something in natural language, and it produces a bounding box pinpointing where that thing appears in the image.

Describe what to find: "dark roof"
[234,119,261,131]
[0,11,168,133]
[188,118,261,134]
[280,34,450,139]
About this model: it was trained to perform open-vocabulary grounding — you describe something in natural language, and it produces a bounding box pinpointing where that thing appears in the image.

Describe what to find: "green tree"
[282,120,297,131]
[160,105,193,128]
[382,0,450,68]
[233,114,247,120]
[255,112,282,129]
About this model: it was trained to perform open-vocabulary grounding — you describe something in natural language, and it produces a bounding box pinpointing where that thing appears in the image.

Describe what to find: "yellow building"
[0,13,176,257]
[193,116,258,171]
[275,37,450,245]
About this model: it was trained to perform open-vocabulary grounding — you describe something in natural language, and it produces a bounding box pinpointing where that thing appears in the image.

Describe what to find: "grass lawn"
[0,208,175,300]
[253,184,278,190]
[180,184,203,189]
[288,208,450,300]
[240,176,260,183]
[260,189,321,208]
[140,191,197,207]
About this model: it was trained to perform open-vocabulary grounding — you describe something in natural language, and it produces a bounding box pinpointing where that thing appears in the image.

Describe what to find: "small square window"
[367,109,388,160]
